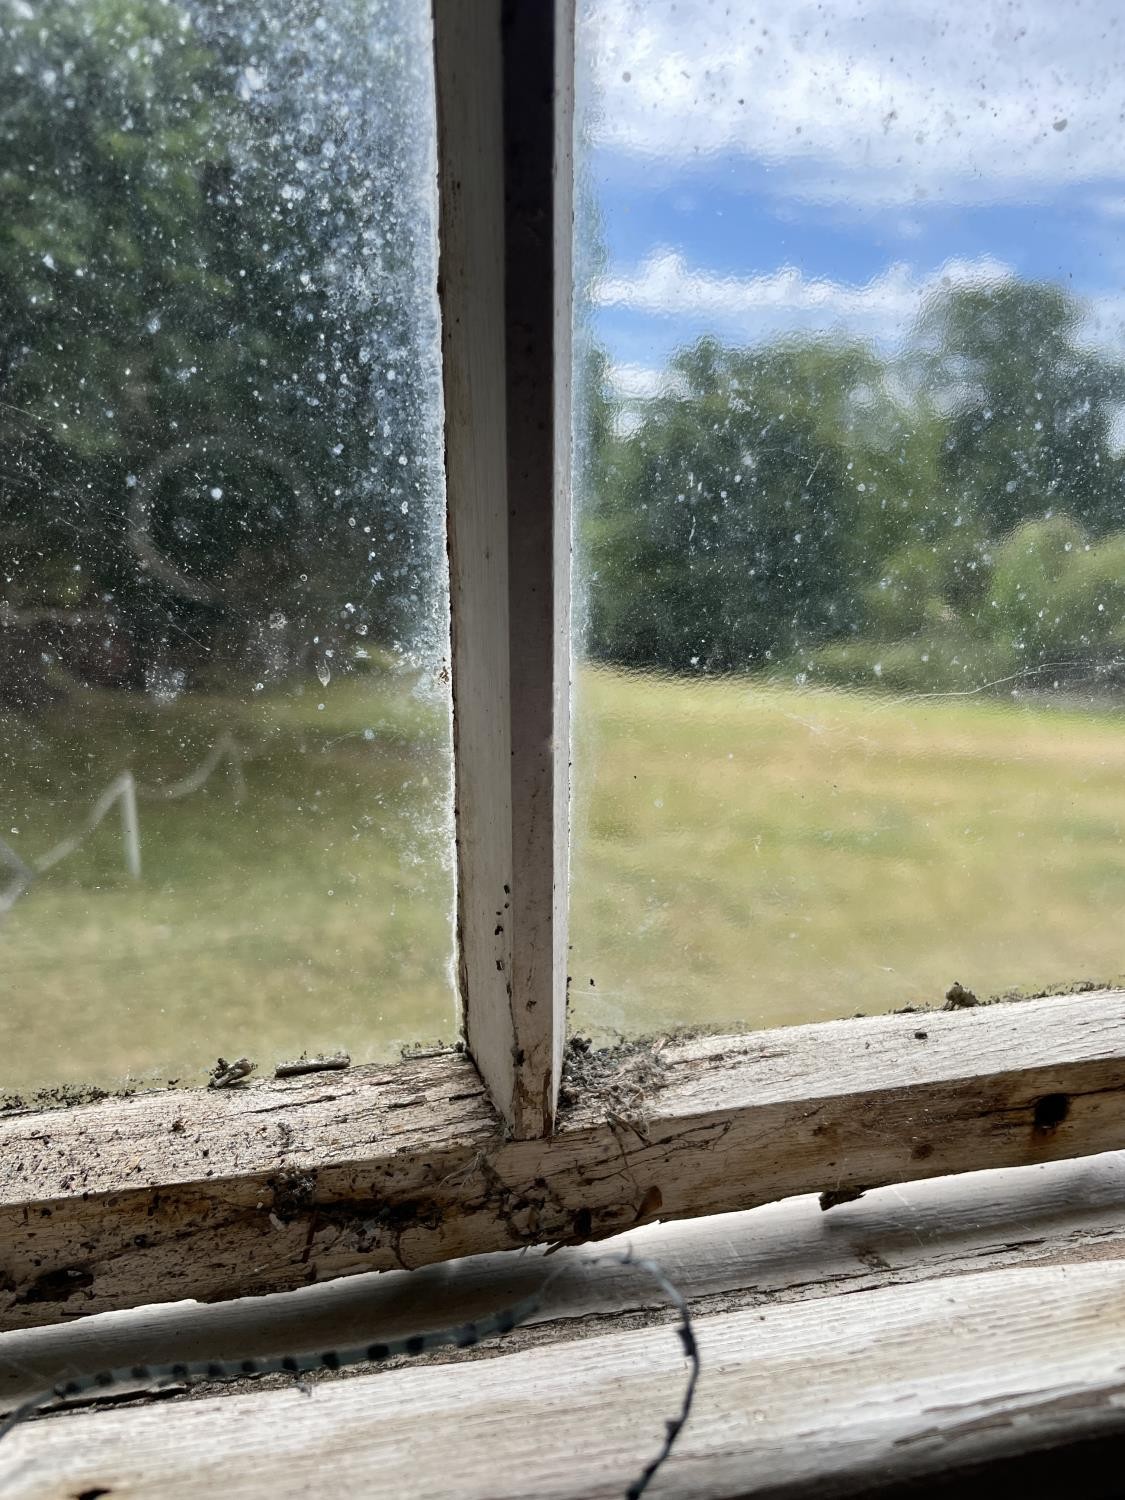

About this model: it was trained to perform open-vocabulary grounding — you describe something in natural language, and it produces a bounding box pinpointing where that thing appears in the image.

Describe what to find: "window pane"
[0,0,452,1094]
[570,0,1125,1037]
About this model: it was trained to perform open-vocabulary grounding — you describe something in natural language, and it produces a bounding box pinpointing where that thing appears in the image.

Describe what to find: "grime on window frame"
[1,0,1124,1332]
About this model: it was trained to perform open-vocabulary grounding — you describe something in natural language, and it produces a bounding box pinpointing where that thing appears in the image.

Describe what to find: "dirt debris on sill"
[0,1040,459,1117]
[400,1040,464,1061]
[274,1052,352,1079]
[4,980,1120,1120]
[893,975,1119,1019]
[990,976,1115,1002]
[556,1034,670,1126]
[942,981,980,1011]
[208,1056,257,1089]
[0,1081,132,1115]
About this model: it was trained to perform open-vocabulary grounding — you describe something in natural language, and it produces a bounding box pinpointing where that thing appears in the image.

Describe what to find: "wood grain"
[5,1260,1125,1497]
[499,0,574,1138]
[1,991,1124,1331]
[4,1148,1124,1410]
[434,0,517,1131]
[433,0,573,1138]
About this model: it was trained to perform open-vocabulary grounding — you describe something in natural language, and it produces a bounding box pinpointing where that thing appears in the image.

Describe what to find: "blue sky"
[577,0,1125,397]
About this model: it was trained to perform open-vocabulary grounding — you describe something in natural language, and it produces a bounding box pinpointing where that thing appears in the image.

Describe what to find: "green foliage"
[6,4,1125,707]
[916,279,1125,537]
[0,0,438,707]
[585,336,890,671]
[860,542,949,637]
[583,276,1125,689]
[990,517,1125,660]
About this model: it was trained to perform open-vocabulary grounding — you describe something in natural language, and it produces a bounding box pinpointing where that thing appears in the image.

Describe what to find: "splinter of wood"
[274,1054,351,1079]
[208,1057,255,1089]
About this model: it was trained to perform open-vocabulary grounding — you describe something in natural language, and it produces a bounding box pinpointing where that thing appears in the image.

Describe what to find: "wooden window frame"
[435,0,573,1138]
[2,0,1125,1333]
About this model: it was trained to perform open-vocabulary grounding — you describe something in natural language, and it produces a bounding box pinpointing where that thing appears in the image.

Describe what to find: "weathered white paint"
[5,1260,1125,1497]
[1,990,1123,1330]
[433,0,574,1137]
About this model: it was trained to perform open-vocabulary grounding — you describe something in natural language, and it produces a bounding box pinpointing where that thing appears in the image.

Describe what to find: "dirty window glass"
[570,0,1125,1038]
[0,0,453,1095]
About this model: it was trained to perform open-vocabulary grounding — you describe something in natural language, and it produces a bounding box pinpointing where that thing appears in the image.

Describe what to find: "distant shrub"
[988,515,1125,664]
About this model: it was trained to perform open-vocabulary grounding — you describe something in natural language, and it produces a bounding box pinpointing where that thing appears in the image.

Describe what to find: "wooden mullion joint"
[3,991,1124,1331]
[434,0,574,1138]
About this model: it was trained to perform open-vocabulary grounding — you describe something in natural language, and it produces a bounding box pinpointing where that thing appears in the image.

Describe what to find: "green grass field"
[4,664,1125,1094]
[0,670,456,1094]
[567,667,1125,1038]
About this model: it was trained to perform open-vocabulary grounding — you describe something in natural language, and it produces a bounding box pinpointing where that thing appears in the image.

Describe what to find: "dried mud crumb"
[208,1056,256,1089]
[943,981,979,1010]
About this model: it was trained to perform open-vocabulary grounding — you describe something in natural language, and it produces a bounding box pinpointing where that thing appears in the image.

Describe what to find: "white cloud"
[582,0,1125,205]
[1089,194,1125,219]
[607,360,684,400]
[595,250,1015,351]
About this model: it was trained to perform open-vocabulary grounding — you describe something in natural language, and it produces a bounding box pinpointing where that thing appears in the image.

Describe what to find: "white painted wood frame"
[433,0,574,1137]
[3,989,1123,1331]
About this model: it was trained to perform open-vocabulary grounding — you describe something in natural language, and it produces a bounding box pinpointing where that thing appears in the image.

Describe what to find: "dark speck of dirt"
[819,1186,867,1211]
[943,981,979,1010]
[1033,1093,1070,1131]
[16,1265,95,1305]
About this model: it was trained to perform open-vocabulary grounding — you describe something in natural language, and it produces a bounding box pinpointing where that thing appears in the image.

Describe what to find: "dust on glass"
[0,0,454,1094]
[570,0,1125,1039]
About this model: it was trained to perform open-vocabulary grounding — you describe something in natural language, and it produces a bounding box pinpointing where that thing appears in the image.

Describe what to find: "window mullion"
[433,0,574,1137]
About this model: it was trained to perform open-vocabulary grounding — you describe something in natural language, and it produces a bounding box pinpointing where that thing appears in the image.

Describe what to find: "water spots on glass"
[0,0,454,1092]
[569,0,1125,1041]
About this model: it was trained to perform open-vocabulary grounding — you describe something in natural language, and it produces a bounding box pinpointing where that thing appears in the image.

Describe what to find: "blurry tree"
[581,275,1125,684]
[915,278,1125,539]
[584,335,915,671]
[989,515,1125,664]
[0,0,439,710]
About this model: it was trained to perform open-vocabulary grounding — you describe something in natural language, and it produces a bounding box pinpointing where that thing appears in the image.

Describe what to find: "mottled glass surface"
[0,0,453,1093]
[570,0,1125,1038]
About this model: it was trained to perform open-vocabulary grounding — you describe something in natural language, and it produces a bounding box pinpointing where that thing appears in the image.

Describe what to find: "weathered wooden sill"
[2,989,1124,1332]
[4,1151,1125,1497]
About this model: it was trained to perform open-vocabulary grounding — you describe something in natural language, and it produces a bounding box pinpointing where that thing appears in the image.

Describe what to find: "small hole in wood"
[1034,1093,1070,1130]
